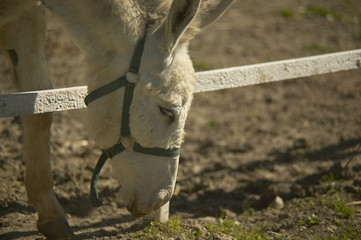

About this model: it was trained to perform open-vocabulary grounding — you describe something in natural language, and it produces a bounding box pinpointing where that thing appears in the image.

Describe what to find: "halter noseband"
[85,32,180,207]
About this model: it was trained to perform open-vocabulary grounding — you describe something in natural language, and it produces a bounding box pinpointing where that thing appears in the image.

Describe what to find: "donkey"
[0,0,233,239]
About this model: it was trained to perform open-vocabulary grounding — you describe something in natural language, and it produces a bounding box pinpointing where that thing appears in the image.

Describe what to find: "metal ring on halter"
[117,136,136,151]
[125,72,139,84]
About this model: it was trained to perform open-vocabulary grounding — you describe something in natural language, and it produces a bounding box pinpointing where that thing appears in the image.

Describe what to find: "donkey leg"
[22,114,75,240]
[0,3,76,240]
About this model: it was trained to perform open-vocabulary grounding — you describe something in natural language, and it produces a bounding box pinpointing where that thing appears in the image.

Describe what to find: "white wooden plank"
[0,86,87,117]
[0,49,360,117]
[194,49,361,92]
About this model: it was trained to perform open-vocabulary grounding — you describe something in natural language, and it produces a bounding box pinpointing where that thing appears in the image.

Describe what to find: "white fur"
[0,0,233,237]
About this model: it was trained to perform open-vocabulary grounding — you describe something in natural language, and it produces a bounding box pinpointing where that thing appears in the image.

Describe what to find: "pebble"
[269,196,284,210]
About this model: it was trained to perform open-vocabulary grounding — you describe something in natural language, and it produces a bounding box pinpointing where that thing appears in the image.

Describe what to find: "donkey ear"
[162,0,201,53]
[198,0,234,30]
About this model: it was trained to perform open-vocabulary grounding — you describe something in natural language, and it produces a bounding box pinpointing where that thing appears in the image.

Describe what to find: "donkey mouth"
[126,197,149,218]
[127,197,166,218]
[127,202,149,218]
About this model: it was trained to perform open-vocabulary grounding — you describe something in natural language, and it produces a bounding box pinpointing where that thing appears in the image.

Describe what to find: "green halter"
[85,32,180,207]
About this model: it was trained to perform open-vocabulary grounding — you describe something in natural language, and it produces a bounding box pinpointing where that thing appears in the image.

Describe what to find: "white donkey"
[0,0,233,239]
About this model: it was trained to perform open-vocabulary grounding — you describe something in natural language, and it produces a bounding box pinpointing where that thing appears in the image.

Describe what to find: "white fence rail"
[1,49,360,118]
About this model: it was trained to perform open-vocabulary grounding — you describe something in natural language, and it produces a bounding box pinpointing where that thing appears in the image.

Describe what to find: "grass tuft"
[279,8,297,18]
[205,219,273,240]
[333,199,355,219]
[307,5,341,21]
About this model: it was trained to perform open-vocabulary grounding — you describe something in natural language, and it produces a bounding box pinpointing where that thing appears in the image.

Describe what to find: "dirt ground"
[1,0,361,239]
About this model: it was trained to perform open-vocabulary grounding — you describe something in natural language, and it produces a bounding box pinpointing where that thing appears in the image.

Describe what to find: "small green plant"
[193,61,214,71]
[305,43,333,52]
[307,213,320,225]
[207,120,219,129]
[333,199,354,219]
[321,224,361,240]
[322,172,334,184]
[307,5,341,21]
[131,215,203,240]
[277,4,344,22]
[205,219,271,240]
[279,8,297,17]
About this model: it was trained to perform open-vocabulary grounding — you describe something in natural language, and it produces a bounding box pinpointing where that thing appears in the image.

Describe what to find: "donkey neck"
[84,45,141,92]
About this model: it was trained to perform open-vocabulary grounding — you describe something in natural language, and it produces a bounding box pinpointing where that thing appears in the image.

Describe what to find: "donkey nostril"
[7,49,18,66]
[154,199,165,210]
[126,204,133,213]
[126,204,132,213]
[126,196,136,213]
[126,197,148,218]
[153,192,169,211]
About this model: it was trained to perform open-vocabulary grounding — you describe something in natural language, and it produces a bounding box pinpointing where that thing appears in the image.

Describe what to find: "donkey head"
[86,0,233,217]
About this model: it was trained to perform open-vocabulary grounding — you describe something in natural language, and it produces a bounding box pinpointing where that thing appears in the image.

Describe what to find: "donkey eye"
[159,106,175,122]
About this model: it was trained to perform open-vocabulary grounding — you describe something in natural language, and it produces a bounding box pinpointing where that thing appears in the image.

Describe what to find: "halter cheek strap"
[85,32,180,207]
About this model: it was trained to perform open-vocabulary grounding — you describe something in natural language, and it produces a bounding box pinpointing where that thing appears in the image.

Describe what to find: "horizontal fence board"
[0,87,87,117]
[1,49,360,117]
[195,49,361,92]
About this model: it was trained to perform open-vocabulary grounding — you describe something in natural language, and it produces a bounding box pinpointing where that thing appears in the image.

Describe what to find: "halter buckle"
[118,136,136,151]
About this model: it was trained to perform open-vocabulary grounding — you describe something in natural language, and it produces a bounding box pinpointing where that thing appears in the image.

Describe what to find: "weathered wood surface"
[1,49,360,117]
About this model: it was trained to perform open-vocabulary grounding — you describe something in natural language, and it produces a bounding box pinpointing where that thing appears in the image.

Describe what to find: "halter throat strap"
[86,32,180,207]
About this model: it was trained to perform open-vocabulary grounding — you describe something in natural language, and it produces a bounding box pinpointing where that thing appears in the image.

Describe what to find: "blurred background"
[1,0,360,239]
